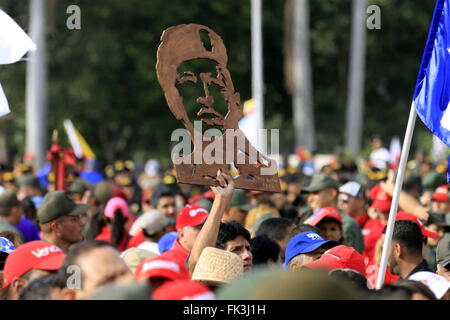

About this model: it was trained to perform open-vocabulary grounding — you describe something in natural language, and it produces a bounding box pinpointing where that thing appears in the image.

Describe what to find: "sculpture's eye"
[177,71,197,84]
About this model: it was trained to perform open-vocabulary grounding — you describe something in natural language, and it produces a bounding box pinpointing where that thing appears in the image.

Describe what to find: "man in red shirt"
[126,186,178,249]
[160,204,208,267]
[362,184,392,266]
[430,184,450,214]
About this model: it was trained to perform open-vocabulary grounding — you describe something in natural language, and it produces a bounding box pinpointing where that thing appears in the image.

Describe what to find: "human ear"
[50,221,61,234]
[393,243,402,258]
[178,229,184,241]
[11,277,27,295]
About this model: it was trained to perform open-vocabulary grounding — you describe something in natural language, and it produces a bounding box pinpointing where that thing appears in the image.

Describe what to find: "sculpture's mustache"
[196,96,224,120]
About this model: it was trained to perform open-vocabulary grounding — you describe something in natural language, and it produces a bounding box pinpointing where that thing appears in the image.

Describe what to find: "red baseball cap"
[152,279,215,300]
[307,207,343,226]
[395,211,440,239]
[303,245,367,277]
[175,204,208,231]
[203,190,215,200]
[370,184,392,212]
[3,241,66,288]
[135,256,190,281]
[431,185,449,202]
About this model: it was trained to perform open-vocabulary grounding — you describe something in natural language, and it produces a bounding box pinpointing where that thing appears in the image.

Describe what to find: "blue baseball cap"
[158,231,177,254]
[284,232,338,268]
[0,237,15,254]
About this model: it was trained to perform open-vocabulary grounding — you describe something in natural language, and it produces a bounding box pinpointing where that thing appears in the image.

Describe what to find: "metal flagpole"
[345,0,367,157]
[292,0,316,151]
[375,103,417,289]
[251,0,264,152]
[25,0,47,169]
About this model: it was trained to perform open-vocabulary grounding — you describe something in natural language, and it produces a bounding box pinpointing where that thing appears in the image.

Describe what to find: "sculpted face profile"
[156,24,281,192]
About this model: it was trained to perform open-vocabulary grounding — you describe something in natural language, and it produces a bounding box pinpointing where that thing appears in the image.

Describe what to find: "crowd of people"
[0,138,449,300]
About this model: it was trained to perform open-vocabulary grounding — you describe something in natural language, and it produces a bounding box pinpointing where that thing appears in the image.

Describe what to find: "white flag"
[0,83,9,117]
[0,9,36,64]
[389,136,401,165]
[63,119,83,158]
[0,9,36,117]
[238,99,258,147]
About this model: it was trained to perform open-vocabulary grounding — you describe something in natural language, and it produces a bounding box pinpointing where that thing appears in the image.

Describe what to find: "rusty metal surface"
[156,24,281,192]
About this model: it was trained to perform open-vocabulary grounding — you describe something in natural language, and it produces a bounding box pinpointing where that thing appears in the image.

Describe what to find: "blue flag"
[448,154,450,182]
[413,0,450,147]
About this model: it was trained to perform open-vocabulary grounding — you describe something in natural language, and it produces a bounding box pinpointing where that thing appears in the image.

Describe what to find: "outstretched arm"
[380,170,429,220]
[188,170,235,274]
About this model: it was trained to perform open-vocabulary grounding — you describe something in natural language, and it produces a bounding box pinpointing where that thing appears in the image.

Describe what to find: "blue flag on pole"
[413,0,450,147]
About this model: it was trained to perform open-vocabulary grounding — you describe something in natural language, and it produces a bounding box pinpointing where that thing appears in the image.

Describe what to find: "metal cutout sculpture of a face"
[156,24,281,192]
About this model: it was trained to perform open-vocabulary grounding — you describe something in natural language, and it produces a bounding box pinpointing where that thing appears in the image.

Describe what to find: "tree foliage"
[0,0,439,168]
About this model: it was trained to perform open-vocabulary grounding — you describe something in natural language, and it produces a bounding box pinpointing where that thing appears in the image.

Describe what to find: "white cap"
[408,271,450,299]
[339,181,363,198]
[133,210,169,236]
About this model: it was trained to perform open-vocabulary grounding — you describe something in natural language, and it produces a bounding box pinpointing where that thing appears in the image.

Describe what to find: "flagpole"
[345,0,367,157]
[26,0,47,169]
[375,103,417,289]
[292,0,316,152]
[251,0,264,153]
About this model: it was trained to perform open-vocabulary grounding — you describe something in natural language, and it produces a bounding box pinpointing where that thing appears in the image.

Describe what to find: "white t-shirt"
[370,148,390,170]
[137,241,160,255]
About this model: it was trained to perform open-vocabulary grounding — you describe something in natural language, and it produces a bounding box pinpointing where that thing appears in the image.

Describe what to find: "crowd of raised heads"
[0,142,449,300]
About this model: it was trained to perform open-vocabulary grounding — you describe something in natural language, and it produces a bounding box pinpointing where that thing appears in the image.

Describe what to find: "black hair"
[142,227,164,240]
[371,284,413,300]
[0,252,7,270]
[280,204,299,220]
[328,269,369,291]
[290,224,323,237]
[57,240,113,289]
[86,205,128,248]
[389,220,424,256]
[86,210,107,240]
[150,185,176,207]
[18,274,62,300]
[216,221,251,249]
[110,209,128,248]
[255,218,294,241]
[20,196,37,222]
[250,235,280,265]
[396,279,437,300]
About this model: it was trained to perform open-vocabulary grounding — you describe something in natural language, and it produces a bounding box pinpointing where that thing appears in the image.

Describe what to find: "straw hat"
[191,247,243,286]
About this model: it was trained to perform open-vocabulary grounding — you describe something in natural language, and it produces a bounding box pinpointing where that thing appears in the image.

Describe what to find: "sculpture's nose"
[196,96,214,107]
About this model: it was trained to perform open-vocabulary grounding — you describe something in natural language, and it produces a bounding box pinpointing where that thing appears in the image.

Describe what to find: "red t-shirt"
[357,212,370,228]
[160,240,189,267]
[366,264,401,289]
[362,219,385,266]
[95,226,130,252]
[124,214,137,234]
